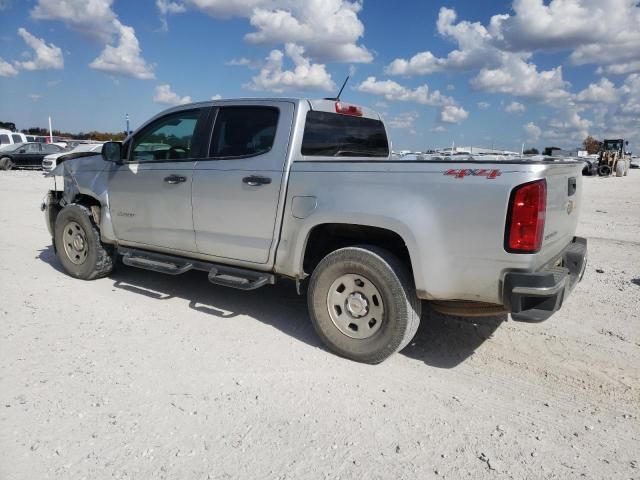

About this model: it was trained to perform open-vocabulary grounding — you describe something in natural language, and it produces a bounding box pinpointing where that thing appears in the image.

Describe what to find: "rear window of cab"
[301,110,389,157]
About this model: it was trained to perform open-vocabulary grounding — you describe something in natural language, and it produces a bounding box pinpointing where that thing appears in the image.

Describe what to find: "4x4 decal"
[444,168,502,179]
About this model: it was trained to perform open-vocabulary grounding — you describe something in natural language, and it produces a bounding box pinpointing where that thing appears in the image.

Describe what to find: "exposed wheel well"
[303,224,412,277]
[73,194,101,209]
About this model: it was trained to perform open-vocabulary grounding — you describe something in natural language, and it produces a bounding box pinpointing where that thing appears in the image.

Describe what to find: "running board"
[118,247,275,291]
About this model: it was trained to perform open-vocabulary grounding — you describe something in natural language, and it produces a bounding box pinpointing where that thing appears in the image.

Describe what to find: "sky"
[1,0,639,152]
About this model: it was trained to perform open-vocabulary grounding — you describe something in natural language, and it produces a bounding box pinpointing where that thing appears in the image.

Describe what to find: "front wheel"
[54,204,114,280]
[0,157,13,170]
[307,246,421,363]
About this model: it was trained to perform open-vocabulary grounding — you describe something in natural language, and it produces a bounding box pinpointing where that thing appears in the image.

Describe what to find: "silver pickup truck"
[43,98,587,363]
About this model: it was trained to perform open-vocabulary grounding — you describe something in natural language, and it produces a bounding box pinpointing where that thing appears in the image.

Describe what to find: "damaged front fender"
[44,155,118,243]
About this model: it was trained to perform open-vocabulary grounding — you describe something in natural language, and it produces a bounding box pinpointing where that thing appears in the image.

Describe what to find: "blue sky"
[1,0,639,152]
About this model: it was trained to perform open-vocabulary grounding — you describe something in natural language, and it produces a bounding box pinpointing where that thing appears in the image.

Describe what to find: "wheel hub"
[346,292,369,318]
[62,221,89,265]
[326,273,384,339]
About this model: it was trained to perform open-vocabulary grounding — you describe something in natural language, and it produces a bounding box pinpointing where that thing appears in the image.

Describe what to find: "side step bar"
[118,247,275,291]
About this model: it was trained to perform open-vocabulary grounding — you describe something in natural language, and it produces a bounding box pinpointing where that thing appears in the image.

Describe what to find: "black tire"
[0,157,13,170]
[54,204,114,280]
[598,165,611,176]
[307,246,421,363]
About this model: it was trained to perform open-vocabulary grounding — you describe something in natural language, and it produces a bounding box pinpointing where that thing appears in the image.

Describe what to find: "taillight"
[505,179,546,253]
[335,102,363,116]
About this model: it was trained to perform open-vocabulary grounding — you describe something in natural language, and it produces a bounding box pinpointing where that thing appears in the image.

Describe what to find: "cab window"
[0,135,9,145]
[209,107,279,159]
[131,110,201,162]
[12,134,22,143]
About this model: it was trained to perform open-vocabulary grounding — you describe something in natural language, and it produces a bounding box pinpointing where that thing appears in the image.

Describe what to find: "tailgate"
[540,163,582,261]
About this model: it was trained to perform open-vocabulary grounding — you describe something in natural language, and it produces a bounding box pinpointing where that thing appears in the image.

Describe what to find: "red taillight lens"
[335,102,363,116]
[506,179,546,253]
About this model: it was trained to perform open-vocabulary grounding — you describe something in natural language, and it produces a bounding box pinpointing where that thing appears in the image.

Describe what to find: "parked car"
[42,143,103,172]
[43,98,587,363]
[0,142,65,169]
[0,129,27,147]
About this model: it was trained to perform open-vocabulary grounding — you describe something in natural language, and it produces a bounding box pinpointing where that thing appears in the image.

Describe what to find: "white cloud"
[177,0,372,63]
[31,0,118,42]
[29,93,42,101]
[16,28,63,71]
[355,77,454,106]
[157,0,186,31]
[471,55,569,101]
[211,94,222,100]
[32,0,154,80]
[153,84,192,105]
[596,61,640,76]
[439,104,469,124]
[90,22,155,79]
[387,111,419,130]
[505,101,526,114]
[386,7,500,75]
[431,125,446,133]
[523,122,541,141]
[490,0,640,70]
[157,0,186,14]
[247,43,334,92]
[0,57,18,76]
[226,57,260,68]
[575,78,618,103]
[546,108,592,143]
[477,101,490,109]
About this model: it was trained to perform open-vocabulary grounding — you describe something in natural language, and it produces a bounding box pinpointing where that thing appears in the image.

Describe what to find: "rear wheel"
[307,246,421,363]
[54,204,114,280]
[0,157,13,170]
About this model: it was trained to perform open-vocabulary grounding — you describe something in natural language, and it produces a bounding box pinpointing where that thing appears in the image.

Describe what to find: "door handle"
[164,175,187,184]
[242,175,272,186]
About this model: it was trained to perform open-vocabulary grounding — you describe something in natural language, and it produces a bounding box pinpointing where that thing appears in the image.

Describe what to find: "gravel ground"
[1,170,639,480]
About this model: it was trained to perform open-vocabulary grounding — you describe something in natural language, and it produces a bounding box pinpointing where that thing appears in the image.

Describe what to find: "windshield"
[603,140,622,151]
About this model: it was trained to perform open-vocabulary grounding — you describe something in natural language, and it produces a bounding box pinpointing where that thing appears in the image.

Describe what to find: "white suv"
[0,129,27,148]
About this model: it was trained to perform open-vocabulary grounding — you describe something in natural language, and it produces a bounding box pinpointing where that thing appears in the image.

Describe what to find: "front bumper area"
[503,237,587,322]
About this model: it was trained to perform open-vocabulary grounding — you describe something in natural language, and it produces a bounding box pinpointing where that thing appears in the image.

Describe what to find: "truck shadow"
[402,308,505,368]
[38,249,503,368]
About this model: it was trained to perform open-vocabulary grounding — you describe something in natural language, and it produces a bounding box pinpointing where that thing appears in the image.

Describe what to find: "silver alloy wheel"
[327,273,384,339]
[62,221,89,265]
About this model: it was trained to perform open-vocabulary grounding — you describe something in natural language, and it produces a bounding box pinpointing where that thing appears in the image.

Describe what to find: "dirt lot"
[1,170,639,479]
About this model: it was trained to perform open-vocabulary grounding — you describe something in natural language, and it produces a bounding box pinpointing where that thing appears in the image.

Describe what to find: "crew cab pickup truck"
[43,98,587,363]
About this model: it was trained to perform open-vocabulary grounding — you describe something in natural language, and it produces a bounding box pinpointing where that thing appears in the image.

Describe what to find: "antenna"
[324,76,350,101]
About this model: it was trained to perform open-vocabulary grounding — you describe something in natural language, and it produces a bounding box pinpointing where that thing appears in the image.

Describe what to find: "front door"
[108,108,207,254]
[192,102,294,264]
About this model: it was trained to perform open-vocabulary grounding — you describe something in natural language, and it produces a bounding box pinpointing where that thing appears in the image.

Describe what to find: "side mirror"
[19,148,26,153]
[102,141,123,163]
[625,141,629,146]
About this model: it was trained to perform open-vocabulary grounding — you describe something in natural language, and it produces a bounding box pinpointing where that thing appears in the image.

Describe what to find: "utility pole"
[126,113,130,135]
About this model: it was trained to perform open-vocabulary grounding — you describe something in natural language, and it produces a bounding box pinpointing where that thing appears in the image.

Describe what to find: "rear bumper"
[503,236,587,322]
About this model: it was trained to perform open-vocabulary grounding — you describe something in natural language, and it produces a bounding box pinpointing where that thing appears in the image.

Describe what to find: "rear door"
[107,107,209,253]
[192,101,294,264]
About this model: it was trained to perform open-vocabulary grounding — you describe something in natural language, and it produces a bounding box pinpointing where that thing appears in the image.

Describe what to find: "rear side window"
[0,134,9,144]
[209,107,279,159]
[301,111,389,157]
[12,134,22,143]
